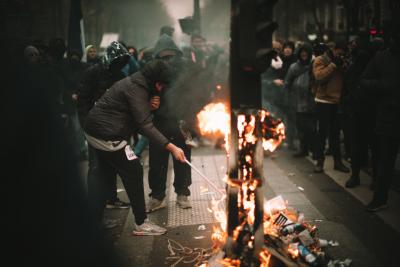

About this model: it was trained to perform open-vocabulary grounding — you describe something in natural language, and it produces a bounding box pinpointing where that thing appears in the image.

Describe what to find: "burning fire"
[197,105,285,154]
[197,102,230,152]
[259,110,286,152]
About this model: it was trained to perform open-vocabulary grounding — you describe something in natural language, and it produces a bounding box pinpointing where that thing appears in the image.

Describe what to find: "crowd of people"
[11,22,399,244]
[262,25,400,213]
[13,26,227,237]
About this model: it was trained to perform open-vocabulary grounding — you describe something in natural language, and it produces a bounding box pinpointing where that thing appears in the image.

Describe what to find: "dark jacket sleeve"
[124,83,169,147]
[77,67,97,124]
[284,63,297,92]
[359,54,381,95]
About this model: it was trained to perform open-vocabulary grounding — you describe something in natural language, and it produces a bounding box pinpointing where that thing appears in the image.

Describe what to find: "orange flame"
[197,102,230,152]
[262,122,285,152]
[260,250,271,267]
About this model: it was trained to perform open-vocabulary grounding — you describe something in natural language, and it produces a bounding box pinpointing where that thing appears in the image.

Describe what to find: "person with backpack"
[284,44,316,158]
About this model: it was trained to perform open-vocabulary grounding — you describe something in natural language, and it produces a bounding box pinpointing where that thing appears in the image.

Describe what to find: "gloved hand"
[332,56,344,68]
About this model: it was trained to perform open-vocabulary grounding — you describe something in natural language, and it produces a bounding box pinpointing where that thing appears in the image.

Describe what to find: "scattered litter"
[314,219,324,222]
[194,236,205,239]
[298,229,314,246]
[116,188,125,193]
[319,239,329,247]
[297,213,305,223]
[261,196,345,266]
[264,195,287,215]
[329,240,340,247]
[273,212,289,226]
[200,186,209,193]
[197,225,206,231]
[200,191,216,196]
[288,172,296,177]
[298,186,305,191]
[327,258,352,267]
[207,208,213,213]
[166,239,213,267]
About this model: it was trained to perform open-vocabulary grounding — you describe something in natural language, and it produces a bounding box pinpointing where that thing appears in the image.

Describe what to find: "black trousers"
[373,135,400,203]
[295,112,317,154]
[350,111,378,178]
[87,145,118,203]
[89,147,146,225]
[315,102,341,161]
[148,134,191,201]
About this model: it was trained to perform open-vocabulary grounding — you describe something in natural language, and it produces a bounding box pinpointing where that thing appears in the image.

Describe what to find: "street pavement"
[96,146,400,267]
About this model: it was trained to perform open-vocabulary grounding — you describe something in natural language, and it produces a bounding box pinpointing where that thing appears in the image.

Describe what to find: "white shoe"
[177,195,192,209]
[147,197,167,213]
[132,218,167,236]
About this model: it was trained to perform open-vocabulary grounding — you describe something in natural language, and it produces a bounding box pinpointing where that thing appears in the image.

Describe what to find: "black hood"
[296,44,313,64]
[140,59,174,90]
[153,34,183,58]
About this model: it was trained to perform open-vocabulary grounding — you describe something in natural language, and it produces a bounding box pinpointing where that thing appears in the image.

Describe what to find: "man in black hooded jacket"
[78,41,131,212]
[361,26,400,212]
[84,59,186,235]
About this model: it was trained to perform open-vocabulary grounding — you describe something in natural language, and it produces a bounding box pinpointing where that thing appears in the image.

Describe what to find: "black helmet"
[102,41,130,67]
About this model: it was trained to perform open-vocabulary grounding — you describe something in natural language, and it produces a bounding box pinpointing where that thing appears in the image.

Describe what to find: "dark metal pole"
[193,0,201,34]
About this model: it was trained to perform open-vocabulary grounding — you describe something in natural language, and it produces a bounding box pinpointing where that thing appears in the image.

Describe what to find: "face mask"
[271,56,283,69]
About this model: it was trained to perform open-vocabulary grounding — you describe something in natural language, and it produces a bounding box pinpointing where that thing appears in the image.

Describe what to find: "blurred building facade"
[274,0,400,43]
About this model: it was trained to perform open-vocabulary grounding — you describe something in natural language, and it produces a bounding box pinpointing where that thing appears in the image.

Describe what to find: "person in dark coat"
[342,38,379,188]
[77,41,131,213]
[62,49,88,160]
[284,44,316,157]
[361,27,400,212]
[84,59,186,235]
[147,34,193,212]
[280,41,297,150]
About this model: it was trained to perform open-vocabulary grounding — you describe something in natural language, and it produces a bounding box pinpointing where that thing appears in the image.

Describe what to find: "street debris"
[166,239,213,267]
[327,259,352,267]
[261,195,350,266]
[298,186,305,191]
[198,225,207,231]
[194,236,205,240]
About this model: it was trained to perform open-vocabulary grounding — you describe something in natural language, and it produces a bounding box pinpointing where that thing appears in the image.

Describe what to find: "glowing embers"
[259,109,286,152]
[197,102,230,152]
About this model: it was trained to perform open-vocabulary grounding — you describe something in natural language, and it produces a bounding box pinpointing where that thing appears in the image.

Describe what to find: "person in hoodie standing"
[62,49,88,161]
[77,41,131,217]
[146,33,193,212]
[280,41,298,150]
[83,59,186,235]
[284,44,316,158]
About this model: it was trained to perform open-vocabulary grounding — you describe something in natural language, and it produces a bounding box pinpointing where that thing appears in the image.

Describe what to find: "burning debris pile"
[193,105,349,267]
[260,196,349,267]
[204,195,351,267]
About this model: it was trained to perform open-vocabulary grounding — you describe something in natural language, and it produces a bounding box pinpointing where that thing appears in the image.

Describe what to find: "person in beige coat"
[312,43,350,173]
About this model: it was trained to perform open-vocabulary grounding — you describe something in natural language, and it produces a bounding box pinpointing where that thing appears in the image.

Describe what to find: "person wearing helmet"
[77,41,131,229]
[83,59,186,235]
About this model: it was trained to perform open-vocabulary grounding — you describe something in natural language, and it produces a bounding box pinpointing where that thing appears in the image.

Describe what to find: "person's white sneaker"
[147,197,167,213]
[177,195,192,209]
[132,218,167,236]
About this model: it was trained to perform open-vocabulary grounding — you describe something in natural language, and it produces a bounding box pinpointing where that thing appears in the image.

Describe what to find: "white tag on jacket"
[125,145,137,161]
